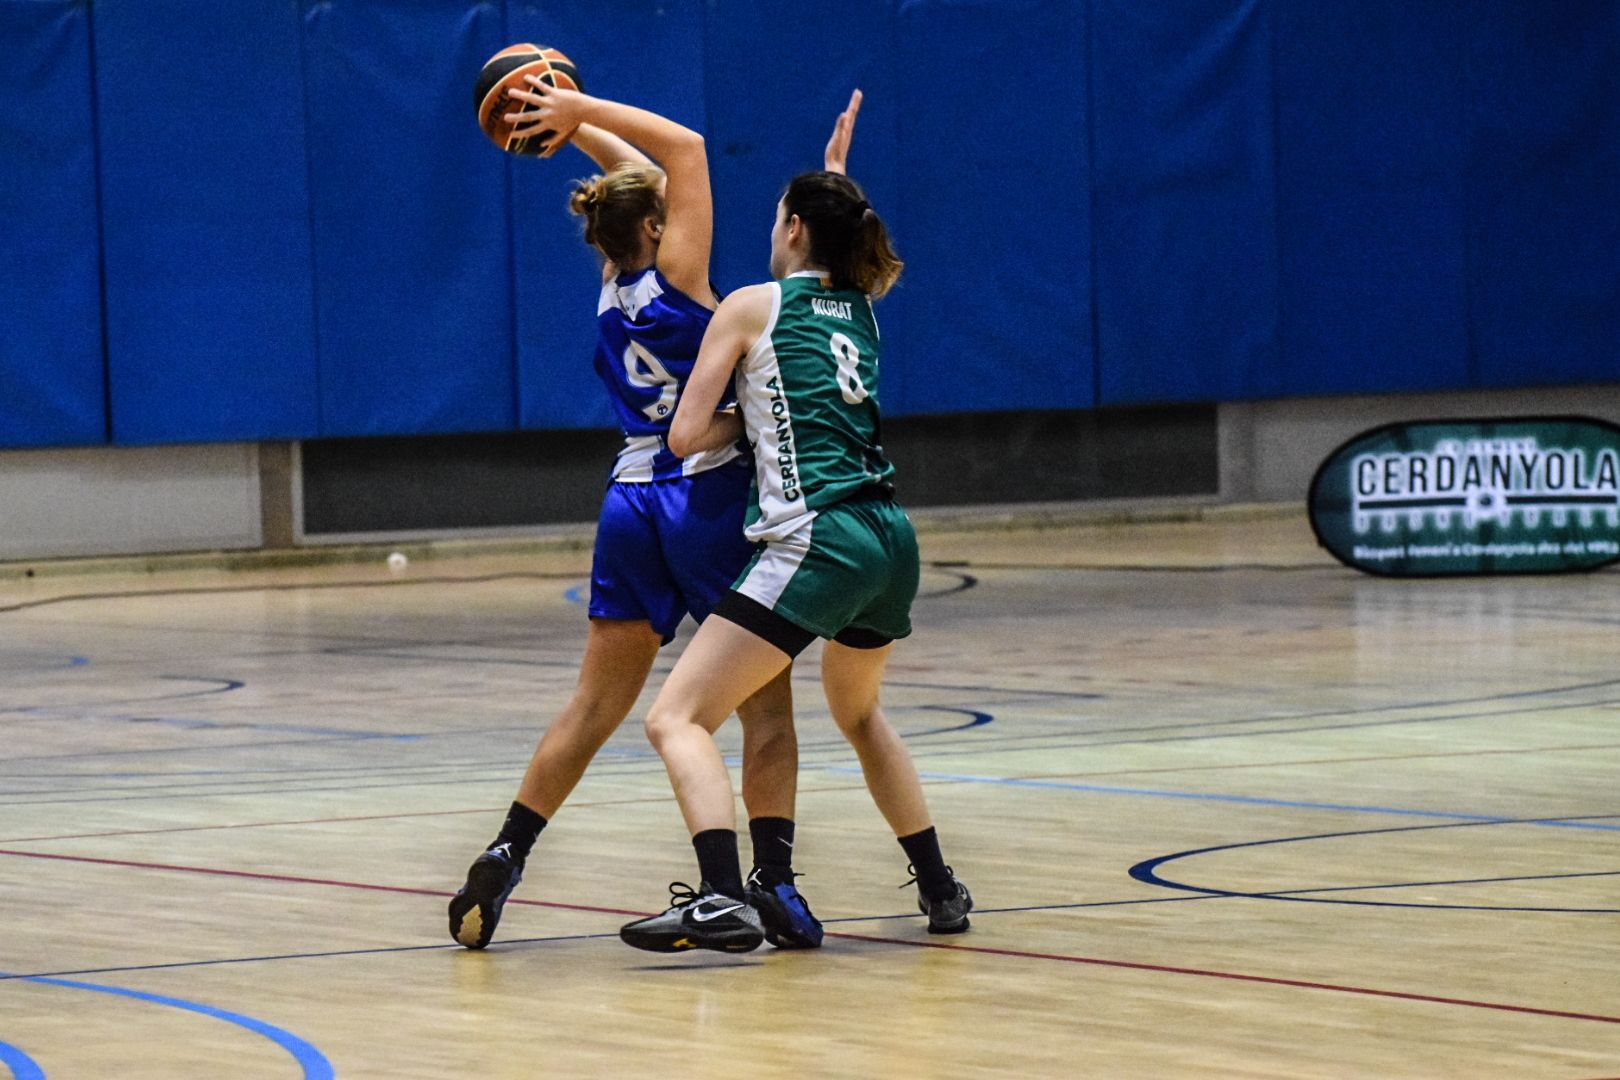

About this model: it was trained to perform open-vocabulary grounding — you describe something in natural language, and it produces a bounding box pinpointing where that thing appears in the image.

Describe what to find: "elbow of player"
[667,129,704,162]
[667,426,696,459]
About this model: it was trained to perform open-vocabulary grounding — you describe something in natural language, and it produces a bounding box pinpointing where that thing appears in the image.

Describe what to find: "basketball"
[473,44,584,157]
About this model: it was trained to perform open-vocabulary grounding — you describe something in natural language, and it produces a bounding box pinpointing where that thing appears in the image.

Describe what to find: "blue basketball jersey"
[594,267,740,481]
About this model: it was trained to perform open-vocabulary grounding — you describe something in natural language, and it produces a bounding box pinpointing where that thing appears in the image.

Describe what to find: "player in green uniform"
[620,94,972,954]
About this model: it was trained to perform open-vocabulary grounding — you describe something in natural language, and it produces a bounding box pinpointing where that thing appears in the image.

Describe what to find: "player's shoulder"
[717,282,777,322]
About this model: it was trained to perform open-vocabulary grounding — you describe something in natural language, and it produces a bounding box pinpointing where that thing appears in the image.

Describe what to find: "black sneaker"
[448,844,523,950]
[619,882,765,954]
[746,869,824,949]
[905,866,973,934]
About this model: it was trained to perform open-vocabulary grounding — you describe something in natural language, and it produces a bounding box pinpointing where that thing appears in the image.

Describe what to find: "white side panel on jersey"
[739,283,816,541]
[610,435,661,482]
[609,435,740,482]
[735,520,814,609]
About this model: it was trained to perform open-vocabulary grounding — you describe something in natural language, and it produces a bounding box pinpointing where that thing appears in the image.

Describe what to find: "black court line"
[0,676,245,720]
[1131,816,1620,913]
[3,678,1612,799]
[4,688,1614,800]
[0,932,623,983]
[927,559,1339,574]
[886,694,1620,766]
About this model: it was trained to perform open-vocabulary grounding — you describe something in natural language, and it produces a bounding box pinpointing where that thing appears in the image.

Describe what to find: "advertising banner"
[1309,417,1620,576]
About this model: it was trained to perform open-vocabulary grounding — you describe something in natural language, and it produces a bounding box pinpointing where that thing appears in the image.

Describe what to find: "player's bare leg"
[822,640,972,933]
[621,616,789,952]
[736,668,822,946]
[449,618,660,949]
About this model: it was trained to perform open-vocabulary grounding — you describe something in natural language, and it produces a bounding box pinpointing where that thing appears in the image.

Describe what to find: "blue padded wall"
[711,5,906,401]
[699,0,905,357]
[3,1,1617,448]
[1270,1,1469,397]
[1091,0,1279,406]
[0,0,105,448]
[301,0,515,436]
[895,0,1093,415]
[506,0,704,430]
[703,1,895,293]
[1465,2,1620,389]
[703,0,907,409]
[94,0,319,444]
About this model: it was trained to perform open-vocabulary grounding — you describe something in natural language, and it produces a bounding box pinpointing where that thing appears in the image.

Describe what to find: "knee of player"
[741,703,794,738]
[833,706,881,742]
[642,705,689,750]
[744,716,796,759]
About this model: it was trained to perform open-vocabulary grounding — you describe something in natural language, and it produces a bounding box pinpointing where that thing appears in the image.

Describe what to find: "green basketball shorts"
[730,495,920,644]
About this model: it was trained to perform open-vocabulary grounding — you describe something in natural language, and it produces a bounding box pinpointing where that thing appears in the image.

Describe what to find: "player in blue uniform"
[447,85,858,951]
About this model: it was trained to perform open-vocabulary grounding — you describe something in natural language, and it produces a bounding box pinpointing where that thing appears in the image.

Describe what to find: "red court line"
[0,848,648,918]
[7,845,1617,1028]
[0,806,503,844]
[829,932,1620,1026]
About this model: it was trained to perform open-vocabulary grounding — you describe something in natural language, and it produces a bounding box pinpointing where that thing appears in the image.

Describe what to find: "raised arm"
[667,285,774,458]
[823,89,862,175]
[507,81,712,303]
[565,123,652,172]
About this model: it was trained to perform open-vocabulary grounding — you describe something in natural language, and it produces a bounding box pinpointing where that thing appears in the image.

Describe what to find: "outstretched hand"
[504,76,593,154]
[823,89,863,175]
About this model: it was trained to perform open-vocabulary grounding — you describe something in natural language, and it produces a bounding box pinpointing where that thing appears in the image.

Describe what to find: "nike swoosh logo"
[692,903,745,922]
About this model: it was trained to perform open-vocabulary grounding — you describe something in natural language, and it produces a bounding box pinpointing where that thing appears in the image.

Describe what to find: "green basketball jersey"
[737,271,895,541]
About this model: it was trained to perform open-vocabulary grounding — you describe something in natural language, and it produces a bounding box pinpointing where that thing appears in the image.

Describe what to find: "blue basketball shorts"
[588,458,758,644]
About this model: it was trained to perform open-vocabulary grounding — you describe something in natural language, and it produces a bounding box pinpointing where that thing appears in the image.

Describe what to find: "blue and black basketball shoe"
[745,869,824,949]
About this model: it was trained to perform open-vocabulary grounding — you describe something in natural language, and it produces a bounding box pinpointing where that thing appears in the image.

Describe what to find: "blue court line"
[829,767,1620,832]
[888,674,1620,746]
[10,974,332,1080]
[0,1039,44,1080]
[878,694,1620,768]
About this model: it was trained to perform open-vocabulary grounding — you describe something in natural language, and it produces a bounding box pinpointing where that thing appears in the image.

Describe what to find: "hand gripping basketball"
[503,77,592,158]
[473,44,584,157]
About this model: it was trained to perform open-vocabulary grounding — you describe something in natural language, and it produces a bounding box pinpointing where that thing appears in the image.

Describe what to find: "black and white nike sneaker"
[619,882,765,954]
[448,844,523,950]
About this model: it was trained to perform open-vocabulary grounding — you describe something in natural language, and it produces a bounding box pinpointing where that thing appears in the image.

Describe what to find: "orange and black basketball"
[474,44,583,157]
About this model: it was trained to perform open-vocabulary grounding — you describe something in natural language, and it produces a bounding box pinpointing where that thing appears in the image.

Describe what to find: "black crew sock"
[897,826,956,902]
[748,817,796,886]
[489,801,547,863]
[692,829,745,899]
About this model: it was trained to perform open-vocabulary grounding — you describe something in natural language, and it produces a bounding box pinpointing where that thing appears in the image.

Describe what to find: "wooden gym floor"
[0,512,1616,1078]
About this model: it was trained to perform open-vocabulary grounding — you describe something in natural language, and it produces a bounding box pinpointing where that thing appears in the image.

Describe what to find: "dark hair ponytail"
[781,171,903,299]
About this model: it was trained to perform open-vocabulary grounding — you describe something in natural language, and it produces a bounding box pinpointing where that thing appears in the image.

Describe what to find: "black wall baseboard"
[300,404,1218,536]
